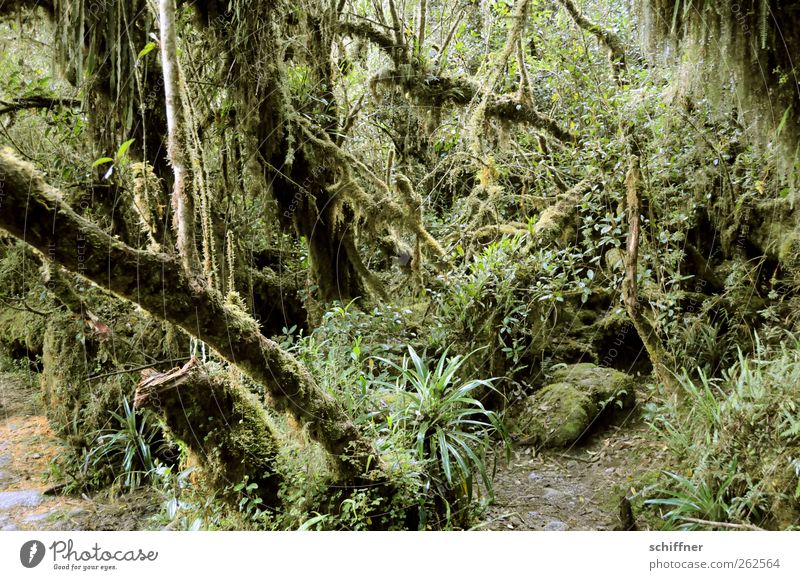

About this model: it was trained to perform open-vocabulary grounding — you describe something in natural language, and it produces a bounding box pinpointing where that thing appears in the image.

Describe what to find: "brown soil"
[0,372,160,531]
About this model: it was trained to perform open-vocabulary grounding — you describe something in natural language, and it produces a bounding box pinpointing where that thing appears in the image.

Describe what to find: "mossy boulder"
[508,363,636,448]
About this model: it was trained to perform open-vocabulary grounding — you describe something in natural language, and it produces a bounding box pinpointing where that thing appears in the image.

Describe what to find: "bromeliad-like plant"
[644,466,738,530]
[376,347,508,510]
[88,398,166,490]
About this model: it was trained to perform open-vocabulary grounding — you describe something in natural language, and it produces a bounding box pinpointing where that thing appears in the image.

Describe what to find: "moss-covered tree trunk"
[134,360,283,503]
[0,149,380,482]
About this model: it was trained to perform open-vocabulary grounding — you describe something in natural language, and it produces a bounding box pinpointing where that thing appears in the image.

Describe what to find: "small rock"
[544,520,568,531]
[23,511,52,523]
[0,490,43,510]
[1,524,19,531]
[29,453,42,460]
[527,472,541,481]
[542,488,562,502]
[604,467,616,475]
[527,511,540,517]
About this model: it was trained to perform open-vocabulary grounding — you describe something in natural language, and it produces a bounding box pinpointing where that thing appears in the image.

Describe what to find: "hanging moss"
[40,313,131,446]
[638,0,800,188]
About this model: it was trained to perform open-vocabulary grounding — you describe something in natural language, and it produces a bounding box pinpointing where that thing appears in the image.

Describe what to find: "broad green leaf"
[116,138,135,160]
[138,42,157,59]
[92,157,114,168]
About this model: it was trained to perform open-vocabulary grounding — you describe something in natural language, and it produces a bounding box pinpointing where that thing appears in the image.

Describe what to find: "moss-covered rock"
[508,363,636,448]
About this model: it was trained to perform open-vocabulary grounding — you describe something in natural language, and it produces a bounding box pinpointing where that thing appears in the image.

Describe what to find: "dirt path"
[3,369,665,532]
[0,372,159,531]
[481,415,667,531]
[0,372,87,530]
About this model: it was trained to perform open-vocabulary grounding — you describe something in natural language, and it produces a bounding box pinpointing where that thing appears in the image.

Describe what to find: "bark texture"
[159,0,200,276]
[135,358,283,502]
[0,148,379,481]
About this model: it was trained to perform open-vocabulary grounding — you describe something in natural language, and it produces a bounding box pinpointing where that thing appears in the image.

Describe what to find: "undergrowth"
[645,333,800,530]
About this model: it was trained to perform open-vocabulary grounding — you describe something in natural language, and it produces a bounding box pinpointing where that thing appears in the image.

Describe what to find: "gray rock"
[1,524,19,531]
[527,471,541,481]
[23,511,54,523]
[544,520,568,531]
[542,488,562,502]
[0,490,43,510]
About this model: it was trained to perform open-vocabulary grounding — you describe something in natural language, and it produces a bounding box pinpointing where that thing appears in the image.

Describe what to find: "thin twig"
[677,516,765,531]
[86,358,191,381]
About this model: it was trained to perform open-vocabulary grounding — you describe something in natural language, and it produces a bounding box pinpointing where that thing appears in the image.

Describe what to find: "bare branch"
[622,153,677,390]
[0,95,81,115]
[677,517,765,531]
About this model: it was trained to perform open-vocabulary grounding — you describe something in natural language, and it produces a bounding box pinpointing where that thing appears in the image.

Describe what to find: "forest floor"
[480,394,668,531]
[0,372,159,531]
[1,372,666,531]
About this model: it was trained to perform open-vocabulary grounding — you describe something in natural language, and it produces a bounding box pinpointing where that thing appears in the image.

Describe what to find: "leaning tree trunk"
[134,358,283,503]
[271,151,366,303]
[0,149,380,482]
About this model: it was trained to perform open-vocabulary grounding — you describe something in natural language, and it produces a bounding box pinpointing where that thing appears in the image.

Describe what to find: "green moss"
[512,383,591,447]
[0,307,45,361]
[140,367,283,504]
[41,314,132,444]
[550,363,636,404]
[778,232,800,275]
[508,363,637,447]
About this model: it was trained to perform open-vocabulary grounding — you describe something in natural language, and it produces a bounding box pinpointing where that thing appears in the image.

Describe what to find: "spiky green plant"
[376,347,509,511]
[88,398,166,490]
[645,464,738,529]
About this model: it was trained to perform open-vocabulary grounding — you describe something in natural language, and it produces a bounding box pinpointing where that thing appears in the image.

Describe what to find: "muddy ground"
[0,372,160,531]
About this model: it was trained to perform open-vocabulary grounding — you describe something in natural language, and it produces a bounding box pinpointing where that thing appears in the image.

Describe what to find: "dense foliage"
[0,0,798,530]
